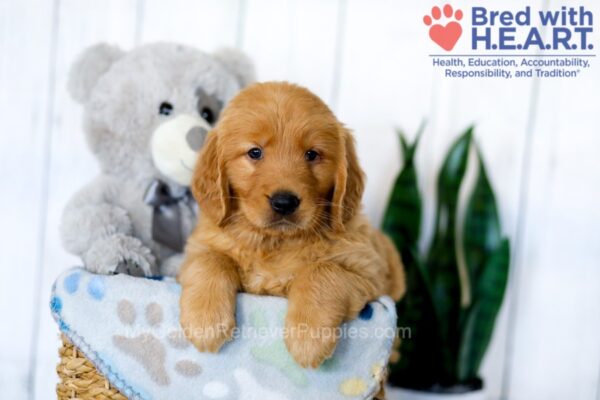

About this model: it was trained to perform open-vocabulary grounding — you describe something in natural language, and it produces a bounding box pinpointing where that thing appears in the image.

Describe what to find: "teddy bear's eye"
[159,102,173,116]
[200,107,215,124]
[196,88,222,125]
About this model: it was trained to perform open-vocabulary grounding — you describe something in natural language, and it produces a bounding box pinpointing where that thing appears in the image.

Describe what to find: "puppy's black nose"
[269,191,300,216]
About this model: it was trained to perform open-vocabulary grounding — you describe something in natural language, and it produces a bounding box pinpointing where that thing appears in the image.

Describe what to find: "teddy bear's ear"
[213,48,256,88]
[68,43,124,104]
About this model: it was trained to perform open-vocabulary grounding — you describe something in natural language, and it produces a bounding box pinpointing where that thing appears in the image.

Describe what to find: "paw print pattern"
[248,308,308,387]
[63,271,106,301]
[423,4,463,51]
[112,300,202,386]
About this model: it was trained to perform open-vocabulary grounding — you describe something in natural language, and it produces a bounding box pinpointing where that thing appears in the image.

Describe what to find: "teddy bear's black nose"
[269,191,301,216]
[186,126,208,151]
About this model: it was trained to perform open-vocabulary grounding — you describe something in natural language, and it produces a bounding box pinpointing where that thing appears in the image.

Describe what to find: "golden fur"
[178,81,405,368]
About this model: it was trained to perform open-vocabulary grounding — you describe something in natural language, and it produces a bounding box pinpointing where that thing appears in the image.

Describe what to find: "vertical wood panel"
[241,0,341,104]
[336,0,438,227]
[0,0,56,398]
[506,73,600,400]
[30,1,139,398]
[502,0,600,397]
[503,0,600,394]
[140,0,241,49]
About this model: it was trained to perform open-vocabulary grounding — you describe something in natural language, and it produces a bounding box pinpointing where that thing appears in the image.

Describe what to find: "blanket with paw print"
[51,268,397,400]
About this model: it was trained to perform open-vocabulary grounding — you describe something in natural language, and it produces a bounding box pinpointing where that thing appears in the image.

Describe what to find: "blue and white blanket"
[51,267,397,400]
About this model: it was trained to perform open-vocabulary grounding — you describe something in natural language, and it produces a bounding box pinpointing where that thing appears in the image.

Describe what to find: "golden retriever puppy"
[178,81,405,368]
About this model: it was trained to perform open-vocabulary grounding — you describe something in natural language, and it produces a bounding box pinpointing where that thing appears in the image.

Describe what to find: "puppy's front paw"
[180,300,236,353]
[284,310,338,368]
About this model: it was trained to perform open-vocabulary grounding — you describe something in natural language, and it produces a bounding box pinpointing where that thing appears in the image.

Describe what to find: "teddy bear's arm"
[60,176,156,276]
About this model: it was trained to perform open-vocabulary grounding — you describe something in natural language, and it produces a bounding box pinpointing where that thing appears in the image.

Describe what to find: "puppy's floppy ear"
[191,130,231,225]
[331,128,365,231]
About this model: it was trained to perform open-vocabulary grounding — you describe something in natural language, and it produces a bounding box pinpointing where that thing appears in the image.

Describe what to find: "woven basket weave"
[56,335,126,400]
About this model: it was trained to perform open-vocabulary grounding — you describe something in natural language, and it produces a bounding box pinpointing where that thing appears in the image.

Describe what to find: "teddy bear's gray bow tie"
[144,179,194,252]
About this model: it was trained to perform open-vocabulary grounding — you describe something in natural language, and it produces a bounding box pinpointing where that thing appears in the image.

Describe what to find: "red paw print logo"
[424,4,463,51]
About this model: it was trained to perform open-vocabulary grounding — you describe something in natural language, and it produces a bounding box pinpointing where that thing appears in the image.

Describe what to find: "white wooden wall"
[1,0,599,399]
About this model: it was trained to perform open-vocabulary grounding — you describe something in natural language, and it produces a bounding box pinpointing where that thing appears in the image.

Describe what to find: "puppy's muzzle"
[269,191,301,216]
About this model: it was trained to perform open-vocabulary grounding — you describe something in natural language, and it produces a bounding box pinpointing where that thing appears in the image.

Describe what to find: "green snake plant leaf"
[390,246,444,388]
[383,125,444,387]
[382,126,423,250]
[457,239,510,381]
[425,126,472,381]
[463,147,502,297]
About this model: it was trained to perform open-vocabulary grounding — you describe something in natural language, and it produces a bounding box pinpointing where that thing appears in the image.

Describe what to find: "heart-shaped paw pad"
[424,4,463,51]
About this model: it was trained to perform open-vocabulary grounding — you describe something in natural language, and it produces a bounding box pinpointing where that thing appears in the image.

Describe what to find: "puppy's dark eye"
[305,149,319,162]
[200,107,215,124]
[159,102,173,116]
[248,147,263,160]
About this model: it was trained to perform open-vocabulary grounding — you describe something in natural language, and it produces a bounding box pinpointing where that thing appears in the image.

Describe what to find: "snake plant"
[384,125,510,391]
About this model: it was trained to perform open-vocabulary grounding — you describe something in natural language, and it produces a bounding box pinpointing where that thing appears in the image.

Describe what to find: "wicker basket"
[56,335,126,400]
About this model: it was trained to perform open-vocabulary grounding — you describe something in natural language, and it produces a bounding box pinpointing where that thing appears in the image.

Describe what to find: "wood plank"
[0,0,56,397]
[240,0,341,104]
[501,0,600,397]
[503,32,600,400]
[30,1,139,398]
[140,0,241,49]
[335,0,439,228]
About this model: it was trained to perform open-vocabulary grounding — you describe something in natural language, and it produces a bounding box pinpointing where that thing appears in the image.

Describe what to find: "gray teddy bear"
[60,42,254,277]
